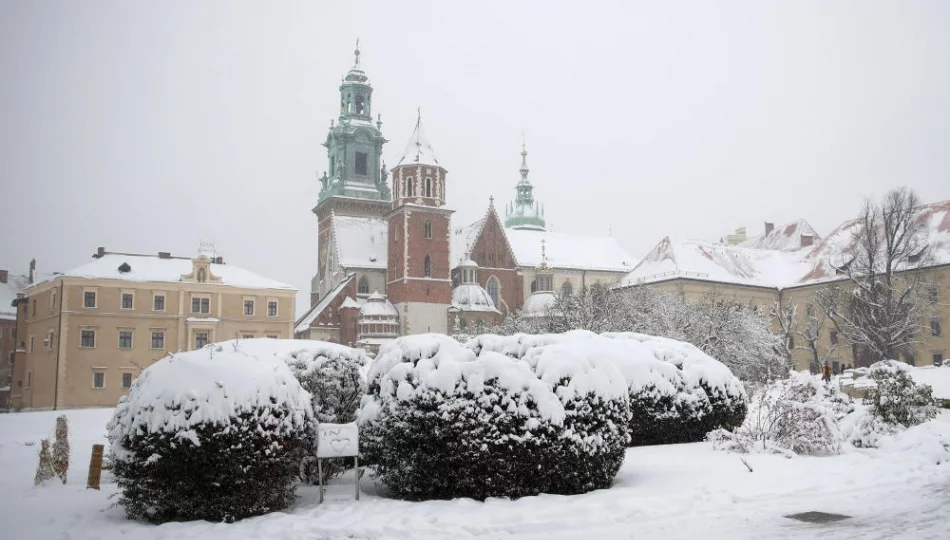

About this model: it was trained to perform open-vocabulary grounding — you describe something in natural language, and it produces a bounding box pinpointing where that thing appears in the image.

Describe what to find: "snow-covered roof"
[340,297,361,309]
[505,228,636,272]
[621,236,812,289]
[450,283,500,313]
[0,273,30,321]
[451,218,485,267]
[333,215,388,269]
[624,199,950,290]
[359,292,398,318]
[294,275,354,334]
[739,219,820,252]
[395,116,440,168]
[39,254,295,291]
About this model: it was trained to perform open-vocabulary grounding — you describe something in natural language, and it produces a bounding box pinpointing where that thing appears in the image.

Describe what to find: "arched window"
[561,281,573,297]
[197,268,206,283]
[487,276,500,307]
[424,219,432,239]
[356,95,365,115]
[424,255,432,277]
[405,177,414,197]
[530,279,537,293]
[425,177,432,198]
[358,276,369,295]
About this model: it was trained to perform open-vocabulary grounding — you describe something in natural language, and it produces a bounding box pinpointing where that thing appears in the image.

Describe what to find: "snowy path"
[2,408,949,540]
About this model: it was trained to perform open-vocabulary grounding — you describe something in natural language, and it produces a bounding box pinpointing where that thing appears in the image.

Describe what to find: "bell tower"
[504,133,546,231]
[386,111,453,334]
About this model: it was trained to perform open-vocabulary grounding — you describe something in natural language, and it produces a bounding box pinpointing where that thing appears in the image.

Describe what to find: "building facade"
[619,201,950,373]
[296,48,636,348]
[0,265,32,409]
[9,248,296,410]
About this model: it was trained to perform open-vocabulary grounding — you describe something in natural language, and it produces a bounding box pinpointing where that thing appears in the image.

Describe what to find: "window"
[356,94,365,115]
[530,280,537,293]
[424,255,431,277]
[84,290,97,308]
[934,353,945,366]
[266,335,278,339]
[81,329,96,348]
[405,177,414,197]
[154,294,165,312]
[195,331,209,349]
[29,336,34,353]
[151,331,165,349]
[93,372,105,389]
[242,334,255,339]
[268,300,278,317]
[932,320,942,337]
[424,177,432,198]
[31,299,35,317]
[806,303,815,317]
[26,371,32,388]
[118,330,133,349]
[11,327,16,339]
[244,299,255,316]
[787,336,795,350]
[122,372,133,388]
[929,286,939,303]
[487,276,500,307]
[50,289,56,311]
[561,281,573,297]
[45,329,54,349]
[358,277,369,295]
[355,152,368,175]
[191,297,210,314]
[830,331,838,346]
[425,219,432,239]
[121,293,134,310]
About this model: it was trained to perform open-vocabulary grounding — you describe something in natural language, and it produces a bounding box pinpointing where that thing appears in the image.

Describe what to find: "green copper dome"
[504,137,546,231]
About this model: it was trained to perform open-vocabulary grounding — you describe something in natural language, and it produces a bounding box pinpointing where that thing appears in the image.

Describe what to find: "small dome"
[359,291,398,318]
[459,258,478,269]
[451,283,499,313]
[344,67,368,84]
[521,291,558,318]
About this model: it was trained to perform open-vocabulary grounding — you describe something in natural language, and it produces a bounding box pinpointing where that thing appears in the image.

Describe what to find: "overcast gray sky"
[2,1,949,316]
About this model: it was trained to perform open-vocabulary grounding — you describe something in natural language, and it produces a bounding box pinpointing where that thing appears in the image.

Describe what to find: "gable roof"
[48,254,296,291]
[451,217,485,268]
[294,274,354,333]
[740,219,820,252]
[332,215,388,270]
[505,228,636,272]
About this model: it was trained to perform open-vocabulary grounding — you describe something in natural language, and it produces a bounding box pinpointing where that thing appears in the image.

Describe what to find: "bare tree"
[816,187,933,365]
[769,301,797,367]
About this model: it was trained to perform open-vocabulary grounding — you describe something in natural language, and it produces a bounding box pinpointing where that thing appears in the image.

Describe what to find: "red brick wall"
[388,208,452,305]
[465,209,523,315]
[308,279,356,343]
[340,306,359,346]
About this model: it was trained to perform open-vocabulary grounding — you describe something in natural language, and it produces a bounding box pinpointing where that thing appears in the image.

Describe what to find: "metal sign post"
[315,422,360,503]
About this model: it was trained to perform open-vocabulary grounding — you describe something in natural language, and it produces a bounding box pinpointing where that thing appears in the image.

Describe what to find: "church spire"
[396,108,440,167]
[503,132,547,231]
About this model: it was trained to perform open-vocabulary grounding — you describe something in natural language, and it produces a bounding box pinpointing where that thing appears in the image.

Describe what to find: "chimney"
[801,234,814,248]
[0,270,7,283]
[765,222,774,235]
[95,246,106,259]
[214,256,224,264]
[158,252,171,259]
[29,259,36,284]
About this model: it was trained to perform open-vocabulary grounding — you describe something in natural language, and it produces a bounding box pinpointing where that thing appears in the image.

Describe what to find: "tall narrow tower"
[386,112,453,334]
[504,134,546,231]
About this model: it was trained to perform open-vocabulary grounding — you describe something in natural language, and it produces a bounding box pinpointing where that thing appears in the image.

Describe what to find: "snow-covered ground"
[2,408,949,540]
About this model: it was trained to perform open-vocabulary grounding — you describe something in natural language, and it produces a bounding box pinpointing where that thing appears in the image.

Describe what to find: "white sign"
[317,422,359,458]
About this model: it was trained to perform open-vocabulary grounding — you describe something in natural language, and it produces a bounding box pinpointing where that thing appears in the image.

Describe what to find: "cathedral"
[294,47,635,351]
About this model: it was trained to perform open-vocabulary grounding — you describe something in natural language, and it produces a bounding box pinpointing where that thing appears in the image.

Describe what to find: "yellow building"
[619,203,949,373]
[9,248,297,411]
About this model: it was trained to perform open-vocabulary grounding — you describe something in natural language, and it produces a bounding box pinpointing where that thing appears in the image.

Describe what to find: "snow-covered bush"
[108,343,314,523]
[710,372,847,456]
[864,361,938,428]
[470,331,746,446]
[52,415,69,484]
[360,334,629,500]
[33,439,54,486]
[282,342,367,484]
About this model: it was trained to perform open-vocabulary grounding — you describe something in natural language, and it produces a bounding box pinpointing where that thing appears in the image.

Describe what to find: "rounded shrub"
[470,331,747,446]
[360,334,629,500]
[108,343,314,523]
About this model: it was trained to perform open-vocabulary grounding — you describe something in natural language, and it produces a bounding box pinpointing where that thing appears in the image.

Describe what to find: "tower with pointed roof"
[504,135,546,231]
[316,41,390,206]
[386,111,454,334]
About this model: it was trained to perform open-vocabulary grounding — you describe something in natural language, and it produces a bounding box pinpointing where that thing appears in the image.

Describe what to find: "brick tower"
[386,112,453,335]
